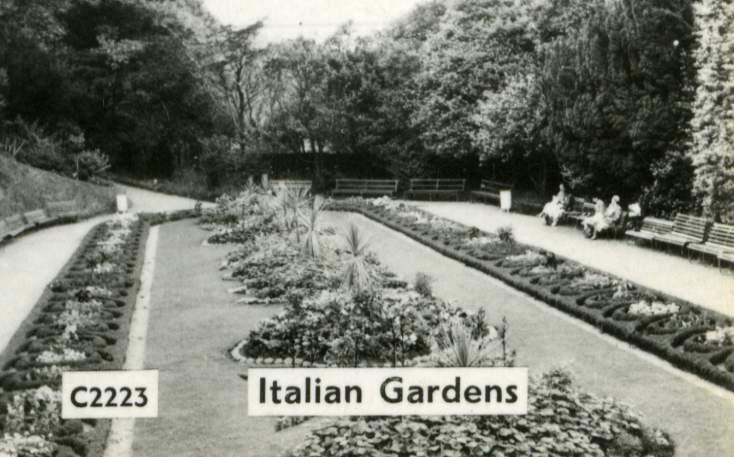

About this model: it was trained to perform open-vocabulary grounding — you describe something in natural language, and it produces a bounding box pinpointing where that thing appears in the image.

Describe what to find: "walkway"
[415,201,734,316]
[0,185,202,355]
[325,212,734,457]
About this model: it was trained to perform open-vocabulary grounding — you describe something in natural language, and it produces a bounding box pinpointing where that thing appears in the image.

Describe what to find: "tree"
[688,0,734,221]
[206,22,264,155]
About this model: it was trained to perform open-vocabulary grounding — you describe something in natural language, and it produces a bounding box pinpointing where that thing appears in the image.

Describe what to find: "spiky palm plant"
[341,224,375,293]
[431,316,508,367]
[299,196,327,258]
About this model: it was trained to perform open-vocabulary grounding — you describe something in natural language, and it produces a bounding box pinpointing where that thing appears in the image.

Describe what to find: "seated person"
[540,184,568,226]
[606,195,622,225]
[582,196,622,239]
[627,201,642,231]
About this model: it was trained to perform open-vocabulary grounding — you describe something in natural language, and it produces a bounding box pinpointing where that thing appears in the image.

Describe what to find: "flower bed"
[0,212,169,457]
[327,198,734,391]
[285,370,674,457]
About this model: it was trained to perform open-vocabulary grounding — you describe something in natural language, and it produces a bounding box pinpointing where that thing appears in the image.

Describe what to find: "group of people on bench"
[540,184,642,239]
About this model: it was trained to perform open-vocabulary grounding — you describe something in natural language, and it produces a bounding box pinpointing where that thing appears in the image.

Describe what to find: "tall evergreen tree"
[689,0,734,221]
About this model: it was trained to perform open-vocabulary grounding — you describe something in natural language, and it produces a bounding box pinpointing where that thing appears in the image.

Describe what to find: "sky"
[202,0,425,43]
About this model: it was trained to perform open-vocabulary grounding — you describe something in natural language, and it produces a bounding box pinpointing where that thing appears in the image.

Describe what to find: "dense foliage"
[285,370,674,457]
[1,0,729,218]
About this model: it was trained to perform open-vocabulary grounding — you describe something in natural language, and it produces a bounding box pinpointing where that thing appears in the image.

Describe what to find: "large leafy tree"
[688,0,734,221]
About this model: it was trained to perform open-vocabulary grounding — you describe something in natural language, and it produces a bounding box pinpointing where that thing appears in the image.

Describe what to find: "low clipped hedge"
[328,200,734,392]
[0,210,197,457]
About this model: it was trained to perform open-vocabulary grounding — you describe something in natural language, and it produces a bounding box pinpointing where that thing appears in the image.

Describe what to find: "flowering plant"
[36,348,87,364]
[4,386,62,436]
[703,326,734,346]
[628,300,680,316]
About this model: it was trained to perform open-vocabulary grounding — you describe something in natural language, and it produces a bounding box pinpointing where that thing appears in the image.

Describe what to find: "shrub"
[497,225,515,244]
[74,149,110,181]
[414,272,433,297]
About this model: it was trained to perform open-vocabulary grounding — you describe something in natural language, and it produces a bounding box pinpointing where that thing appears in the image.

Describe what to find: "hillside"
[0,155,116,219]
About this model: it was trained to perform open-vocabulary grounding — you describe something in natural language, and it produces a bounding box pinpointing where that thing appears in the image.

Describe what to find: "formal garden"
[1,0,733,456]
[198,187,677,457]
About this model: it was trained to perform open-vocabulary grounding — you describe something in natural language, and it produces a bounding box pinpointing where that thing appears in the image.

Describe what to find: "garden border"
[327,203,734,392]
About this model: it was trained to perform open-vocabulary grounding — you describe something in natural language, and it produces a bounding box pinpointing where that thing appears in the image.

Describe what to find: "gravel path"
[324,211,734,457]
[132,220,317,457]
[414,201,734,316]
[0,185,203,355]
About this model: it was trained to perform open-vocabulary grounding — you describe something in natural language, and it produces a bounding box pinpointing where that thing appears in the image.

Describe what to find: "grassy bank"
[0,155,116,219]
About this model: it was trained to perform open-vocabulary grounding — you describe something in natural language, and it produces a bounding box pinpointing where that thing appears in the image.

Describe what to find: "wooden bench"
[331,179,398,197]
[549,197,594,225]
[406,179,466,200]
[271,180,312,190]
[688,222,734,267]
[625,217,674,246]
[24,209,52,227]
[471,179,513,203]
[653,213,710,255]
[46,200,79,221]
[3,213,30,237]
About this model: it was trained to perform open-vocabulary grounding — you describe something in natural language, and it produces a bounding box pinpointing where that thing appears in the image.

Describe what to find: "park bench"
[406,179,466,200]
[23,208,52,227]
[625,217,674,246]
[653,213,710,255]
[471,179,513,204]
[46,200,79,222]
[688,222,734,268]
[331,179,398,197]
[3,213,30,237]
[271,180,312,190]
[544,197,594,226]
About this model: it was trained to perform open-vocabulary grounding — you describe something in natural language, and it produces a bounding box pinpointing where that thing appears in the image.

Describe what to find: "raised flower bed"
[327,198,734,390]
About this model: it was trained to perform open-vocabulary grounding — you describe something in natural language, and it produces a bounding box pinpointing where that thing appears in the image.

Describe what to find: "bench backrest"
[272,180,312,188]
[4,213,26,230]
[569,197,587,212]
[479,179,513,192]
[47,200,77,215]
[335,179,398,191]
[409,179,466,191]
[671,213,710,241]
[705,222,734,249]
[24,209,48,223]
[641,217,674,234]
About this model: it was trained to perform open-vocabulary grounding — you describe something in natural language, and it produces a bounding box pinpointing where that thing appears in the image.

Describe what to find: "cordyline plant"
[299,196,327,258]
[273,184,310,235]
[431,314,515,367]
[341,224,375,293]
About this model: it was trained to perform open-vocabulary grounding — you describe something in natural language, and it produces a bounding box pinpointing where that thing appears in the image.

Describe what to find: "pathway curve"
[0,185,202,355]
[415,201,734,316]
[325,212,733,457]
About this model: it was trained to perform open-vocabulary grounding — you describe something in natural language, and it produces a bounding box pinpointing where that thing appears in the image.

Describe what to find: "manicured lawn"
[134,214,734,457]
[132,219,318,457]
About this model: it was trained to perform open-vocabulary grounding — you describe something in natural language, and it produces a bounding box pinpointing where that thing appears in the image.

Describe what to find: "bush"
[414,272,433,297]
[497,225,515,244]
[74,149,110,181]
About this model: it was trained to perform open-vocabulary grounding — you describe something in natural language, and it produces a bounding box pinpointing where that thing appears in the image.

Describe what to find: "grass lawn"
[132,219,317,457]
[133,215,734,457]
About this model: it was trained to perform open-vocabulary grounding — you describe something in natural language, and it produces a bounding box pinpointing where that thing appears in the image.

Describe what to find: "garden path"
[414,201,734,316]
[324,211,734,457]
[132,220,320,457]
[0,185,202,355]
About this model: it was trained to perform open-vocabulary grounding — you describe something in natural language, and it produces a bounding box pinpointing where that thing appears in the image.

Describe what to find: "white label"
[61,370,158,419]
[248,367,527,416]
